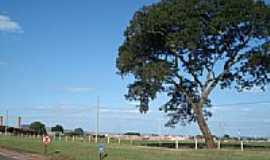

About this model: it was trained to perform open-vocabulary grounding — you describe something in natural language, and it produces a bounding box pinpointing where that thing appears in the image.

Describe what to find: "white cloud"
[65,87,94,93]
[0,14,22,33]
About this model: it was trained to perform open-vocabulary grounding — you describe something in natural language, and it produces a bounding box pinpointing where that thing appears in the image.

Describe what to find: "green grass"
[1,135,270,160]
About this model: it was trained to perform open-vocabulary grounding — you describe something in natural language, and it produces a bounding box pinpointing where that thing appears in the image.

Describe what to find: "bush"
[124,132,140,136]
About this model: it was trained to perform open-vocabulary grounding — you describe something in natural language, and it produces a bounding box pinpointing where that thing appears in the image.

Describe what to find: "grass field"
[1,135,270,160]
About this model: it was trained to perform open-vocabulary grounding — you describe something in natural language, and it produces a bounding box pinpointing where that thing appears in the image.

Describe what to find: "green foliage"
[223,134,231,139]
[74,128,84,136]
[29,121,46,135]
[116,0,270,127]
[124,132,141,136]
[51,125,64,133]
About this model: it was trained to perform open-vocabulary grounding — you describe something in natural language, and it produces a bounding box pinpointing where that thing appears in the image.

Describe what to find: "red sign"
[42,135,51,145]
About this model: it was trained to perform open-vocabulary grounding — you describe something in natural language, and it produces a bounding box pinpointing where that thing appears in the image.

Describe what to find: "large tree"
[116,0,270,148]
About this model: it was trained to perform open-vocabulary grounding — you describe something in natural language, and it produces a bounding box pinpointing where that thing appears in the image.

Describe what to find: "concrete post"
[195,137,198,150]
[241,141,244,151]
[118,138,121,145]
[72,136,75,142]
[88,136,91,143]
[175,140,179,149]
[218,140,221,150]
[107,136,110,144]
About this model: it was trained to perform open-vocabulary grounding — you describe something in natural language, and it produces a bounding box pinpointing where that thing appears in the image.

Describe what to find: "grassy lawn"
[1,135,270,160]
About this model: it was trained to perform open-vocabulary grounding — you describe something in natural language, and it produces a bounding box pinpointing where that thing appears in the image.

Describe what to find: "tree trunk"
[194,105,216,149]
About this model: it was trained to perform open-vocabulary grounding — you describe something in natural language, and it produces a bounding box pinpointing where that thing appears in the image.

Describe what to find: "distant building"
[63,129,73,134]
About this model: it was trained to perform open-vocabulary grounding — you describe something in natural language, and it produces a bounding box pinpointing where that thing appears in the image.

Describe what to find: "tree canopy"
[29,121,46,135]
[51,124,64,133]
[116,0,270,148]
[74,128,84,136]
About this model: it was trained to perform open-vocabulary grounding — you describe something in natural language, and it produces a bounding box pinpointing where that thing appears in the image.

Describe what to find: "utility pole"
[95,96,100,143]
[5,110,8,135]
[238,129,241,141]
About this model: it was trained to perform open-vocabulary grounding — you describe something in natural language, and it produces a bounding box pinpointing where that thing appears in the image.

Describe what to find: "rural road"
[0,155,14,160]
[0,148,46,160]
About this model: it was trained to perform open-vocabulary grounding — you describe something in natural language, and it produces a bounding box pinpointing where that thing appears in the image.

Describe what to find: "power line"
[213,100,270,107]
[96,96,100,143]
[1,100,270,115]
[5,110,8,134]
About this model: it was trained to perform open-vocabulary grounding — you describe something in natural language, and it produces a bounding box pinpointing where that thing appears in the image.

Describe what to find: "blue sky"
[0,0,270,137]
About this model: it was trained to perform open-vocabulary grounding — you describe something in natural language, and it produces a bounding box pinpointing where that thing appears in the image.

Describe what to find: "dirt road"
[0,148,46,160]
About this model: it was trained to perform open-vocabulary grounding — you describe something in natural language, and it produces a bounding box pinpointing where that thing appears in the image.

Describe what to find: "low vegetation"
[1,135,270,160]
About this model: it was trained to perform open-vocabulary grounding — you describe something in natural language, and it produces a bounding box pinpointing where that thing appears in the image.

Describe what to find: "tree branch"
[168,77,197,108]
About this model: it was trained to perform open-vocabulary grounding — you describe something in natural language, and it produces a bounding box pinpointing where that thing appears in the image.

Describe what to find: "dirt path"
[0,148,47,160]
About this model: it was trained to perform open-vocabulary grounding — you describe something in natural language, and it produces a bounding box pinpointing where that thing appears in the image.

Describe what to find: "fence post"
[118,138,121,145]
[72,136,75,142]
[175,140,179,149]
[218,140,221,150]
[95,135,98,143]
[195,137,198,150]
[88,136,91,143]
[65,136,68,142]
[107,136,110,144]
[241,141,244,151]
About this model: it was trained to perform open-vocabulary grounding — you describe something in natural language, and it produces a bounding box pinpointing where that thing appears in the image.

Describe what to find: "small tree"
[51,124,64,133]
[223,134,231,140]
[29,121,46,135]
[74,128,84,136]
[124,132,141,136]
[116,0,270,148]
